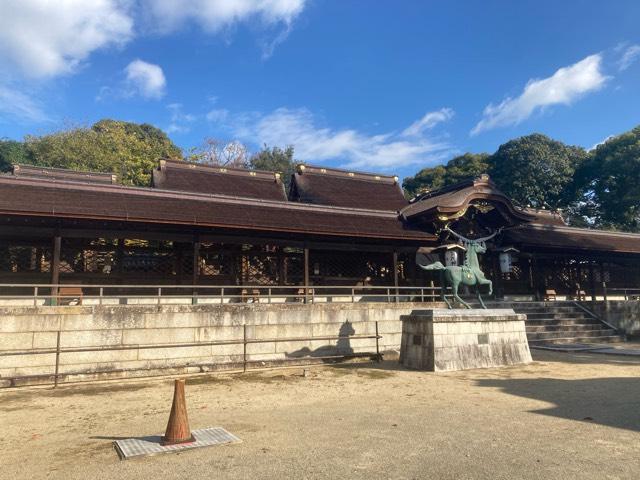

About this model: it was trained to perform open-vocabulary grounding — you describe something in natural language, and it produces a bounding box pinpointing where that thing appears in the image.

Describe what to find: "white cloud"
[471,54,608,135]
[402,108,454,137]
[217,107,455,171]
[141,0,306,33]
[589,134,615,151]
[206,108,230,123]
[617,44,640,71]
[0,0,133,79]
[124,60,167,99]
[166,103,197,133]
[141,0,306,59]
[0,85,50,123]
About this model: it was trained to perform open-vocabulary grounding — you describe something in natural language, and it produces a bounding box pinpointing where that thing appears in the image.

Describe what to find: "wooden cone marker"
[161,379,195,446]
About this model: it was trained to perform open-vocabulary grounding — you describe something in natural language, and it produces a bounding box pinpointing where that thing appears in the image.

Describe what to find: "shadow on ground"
[0,382,151,405]
[476,376,640,432]
[532,348,640,366]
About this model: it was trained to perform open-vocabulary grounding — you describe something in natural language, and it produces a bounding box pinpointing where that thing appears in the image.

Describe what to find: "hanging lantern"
[498,247,519,273]
[445,249,459,267]
[416,244,465,269]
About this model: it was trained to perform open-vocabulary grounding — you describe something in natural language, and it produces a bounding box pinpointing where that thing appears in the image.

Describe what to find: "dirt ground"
[1,349,639,480]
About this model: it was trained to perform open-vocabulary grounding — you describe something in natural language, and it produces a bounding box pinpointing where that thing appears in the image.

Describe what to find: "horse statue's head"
[468,241,487,254]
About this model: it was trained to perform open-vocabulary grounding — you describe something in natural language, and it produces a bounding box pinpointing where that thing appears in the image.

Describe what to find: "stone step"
[483,300,625,346]
[526,324,604,332]
[521,311,589,319]
[527,329,617,340]
[513,307,584,314]
[528,335,626,345]
[525,318,602,327]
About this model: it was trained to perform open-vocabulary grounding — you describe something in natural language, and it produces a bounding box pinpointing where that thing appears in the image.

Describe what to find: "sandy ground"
[1,349,640,480]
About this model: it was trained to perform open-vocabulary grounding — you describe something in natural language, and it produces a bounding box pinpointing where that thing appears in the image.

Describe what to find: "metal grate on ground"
[114,427,241,460]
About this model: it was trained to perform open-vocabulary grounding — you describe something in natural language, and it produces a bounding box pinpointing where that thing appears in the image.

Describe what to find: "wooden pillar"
[303,246,310,304]
[491,254,502,299]
[192,239,200,286]
[191,239,200,305]
[589,262,596,303]
[175,243,184,285]
[531,255,540,301]
[277,249,285,286]
[392,250,399,302]
[115,238,124,276]
[51,235,61,305]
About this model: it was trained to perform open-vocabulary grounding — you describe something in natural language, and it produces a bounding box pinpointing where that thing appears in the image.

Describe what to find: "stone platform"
[399,309,532,372]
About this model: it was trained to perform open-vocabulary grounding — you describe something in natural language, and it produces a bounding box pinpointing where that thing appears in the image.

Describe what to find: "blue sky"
[1,0,639,179]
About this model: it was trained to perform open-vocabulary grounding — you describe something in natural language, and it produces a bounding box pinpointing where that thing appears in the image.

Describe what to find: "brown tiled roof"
[152,159,287,201]
[0,175,433,242]
[289,165,408,211]
[12,164,117,184]
[401,175,534,225]
[505,224,640,254]
[521,208,567,226]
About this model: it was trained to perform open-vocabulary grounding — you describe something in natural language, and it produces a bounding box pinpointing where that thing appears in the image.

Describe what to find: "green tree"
[23,119,182,186]
[573,126,640,232]
[403,153,490,197]
[249,145,295,189]
[0,139,32,172]
[488,134,586,209]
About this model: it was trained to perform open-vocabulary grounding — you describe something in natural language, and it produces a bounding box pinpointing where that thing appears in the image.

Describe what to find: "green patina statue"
[419,227,500,309]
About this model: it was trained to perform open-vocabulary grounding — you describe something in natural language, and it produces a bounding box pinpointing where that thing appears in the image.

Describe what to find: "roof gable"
[401,174,534,226]
[12,164,117,185]
[152,159,287,201]
[289,164,408,211]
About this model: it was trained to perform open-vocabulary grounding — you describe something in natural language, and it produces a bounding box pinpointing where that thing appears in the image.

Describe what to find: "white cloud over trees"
[471,54,608,135]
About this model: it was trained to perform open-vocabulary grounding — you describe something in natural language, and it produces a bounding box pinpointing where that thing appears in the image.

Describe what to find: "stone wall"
[587,301,640,336]
[0,302,440,387]
[400,309,531,372]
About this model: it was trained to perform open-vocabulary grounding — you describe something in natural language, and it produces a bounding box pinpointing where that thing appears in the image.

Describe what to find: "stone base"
[400,309,532,372]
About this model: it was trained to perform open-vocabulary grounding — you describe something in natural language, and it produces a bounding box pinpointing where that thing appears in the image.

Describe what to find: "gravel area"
[1,349,639,480]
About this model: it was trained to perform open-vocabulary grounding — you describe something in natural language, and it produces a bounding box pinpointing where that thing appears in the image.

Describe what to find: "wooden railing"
[0,283,447,306]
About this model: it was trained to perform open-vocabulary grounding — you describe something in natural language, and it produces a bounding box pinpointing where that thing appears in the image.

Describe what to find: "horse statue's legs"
[451,280,471,309]
[476,277,493,296]
[475,284,487,309]
[442,286,452,309]
[440,271,452,309]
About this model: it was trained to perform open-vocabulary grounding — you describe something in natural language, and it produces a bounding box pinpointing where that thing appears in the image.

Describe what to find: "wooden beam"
[589,262,596,303]
[115,238,124,274]
[531,255,540,301]
[51,235,61,305]
[392,250,399,302]
[304,246,310,304]
[192,239,201,285]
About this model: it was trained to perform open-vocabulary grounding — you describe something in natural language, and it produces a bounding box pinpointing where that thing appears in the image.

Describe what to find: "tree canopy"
[0,139,30,172]
[403,134,587,211]
[488,134,586,209]
[573,126,640,232]
[1,119,182,186]
[403,153,490,197]
[249,145,295,189]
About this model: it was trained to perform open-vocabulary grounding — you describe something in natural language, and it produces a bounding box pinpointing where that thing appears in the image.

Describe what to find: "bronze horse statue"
[419,228,499,309]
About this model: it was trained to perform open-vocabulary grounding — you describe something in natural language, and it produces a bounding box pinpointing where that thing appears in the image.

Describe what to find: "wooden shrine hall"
[0,159,639,301]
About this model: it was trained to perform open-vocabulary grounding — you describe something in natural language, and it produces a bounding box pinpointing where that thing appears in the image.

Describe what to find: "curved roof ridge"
[295,163,399,184]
